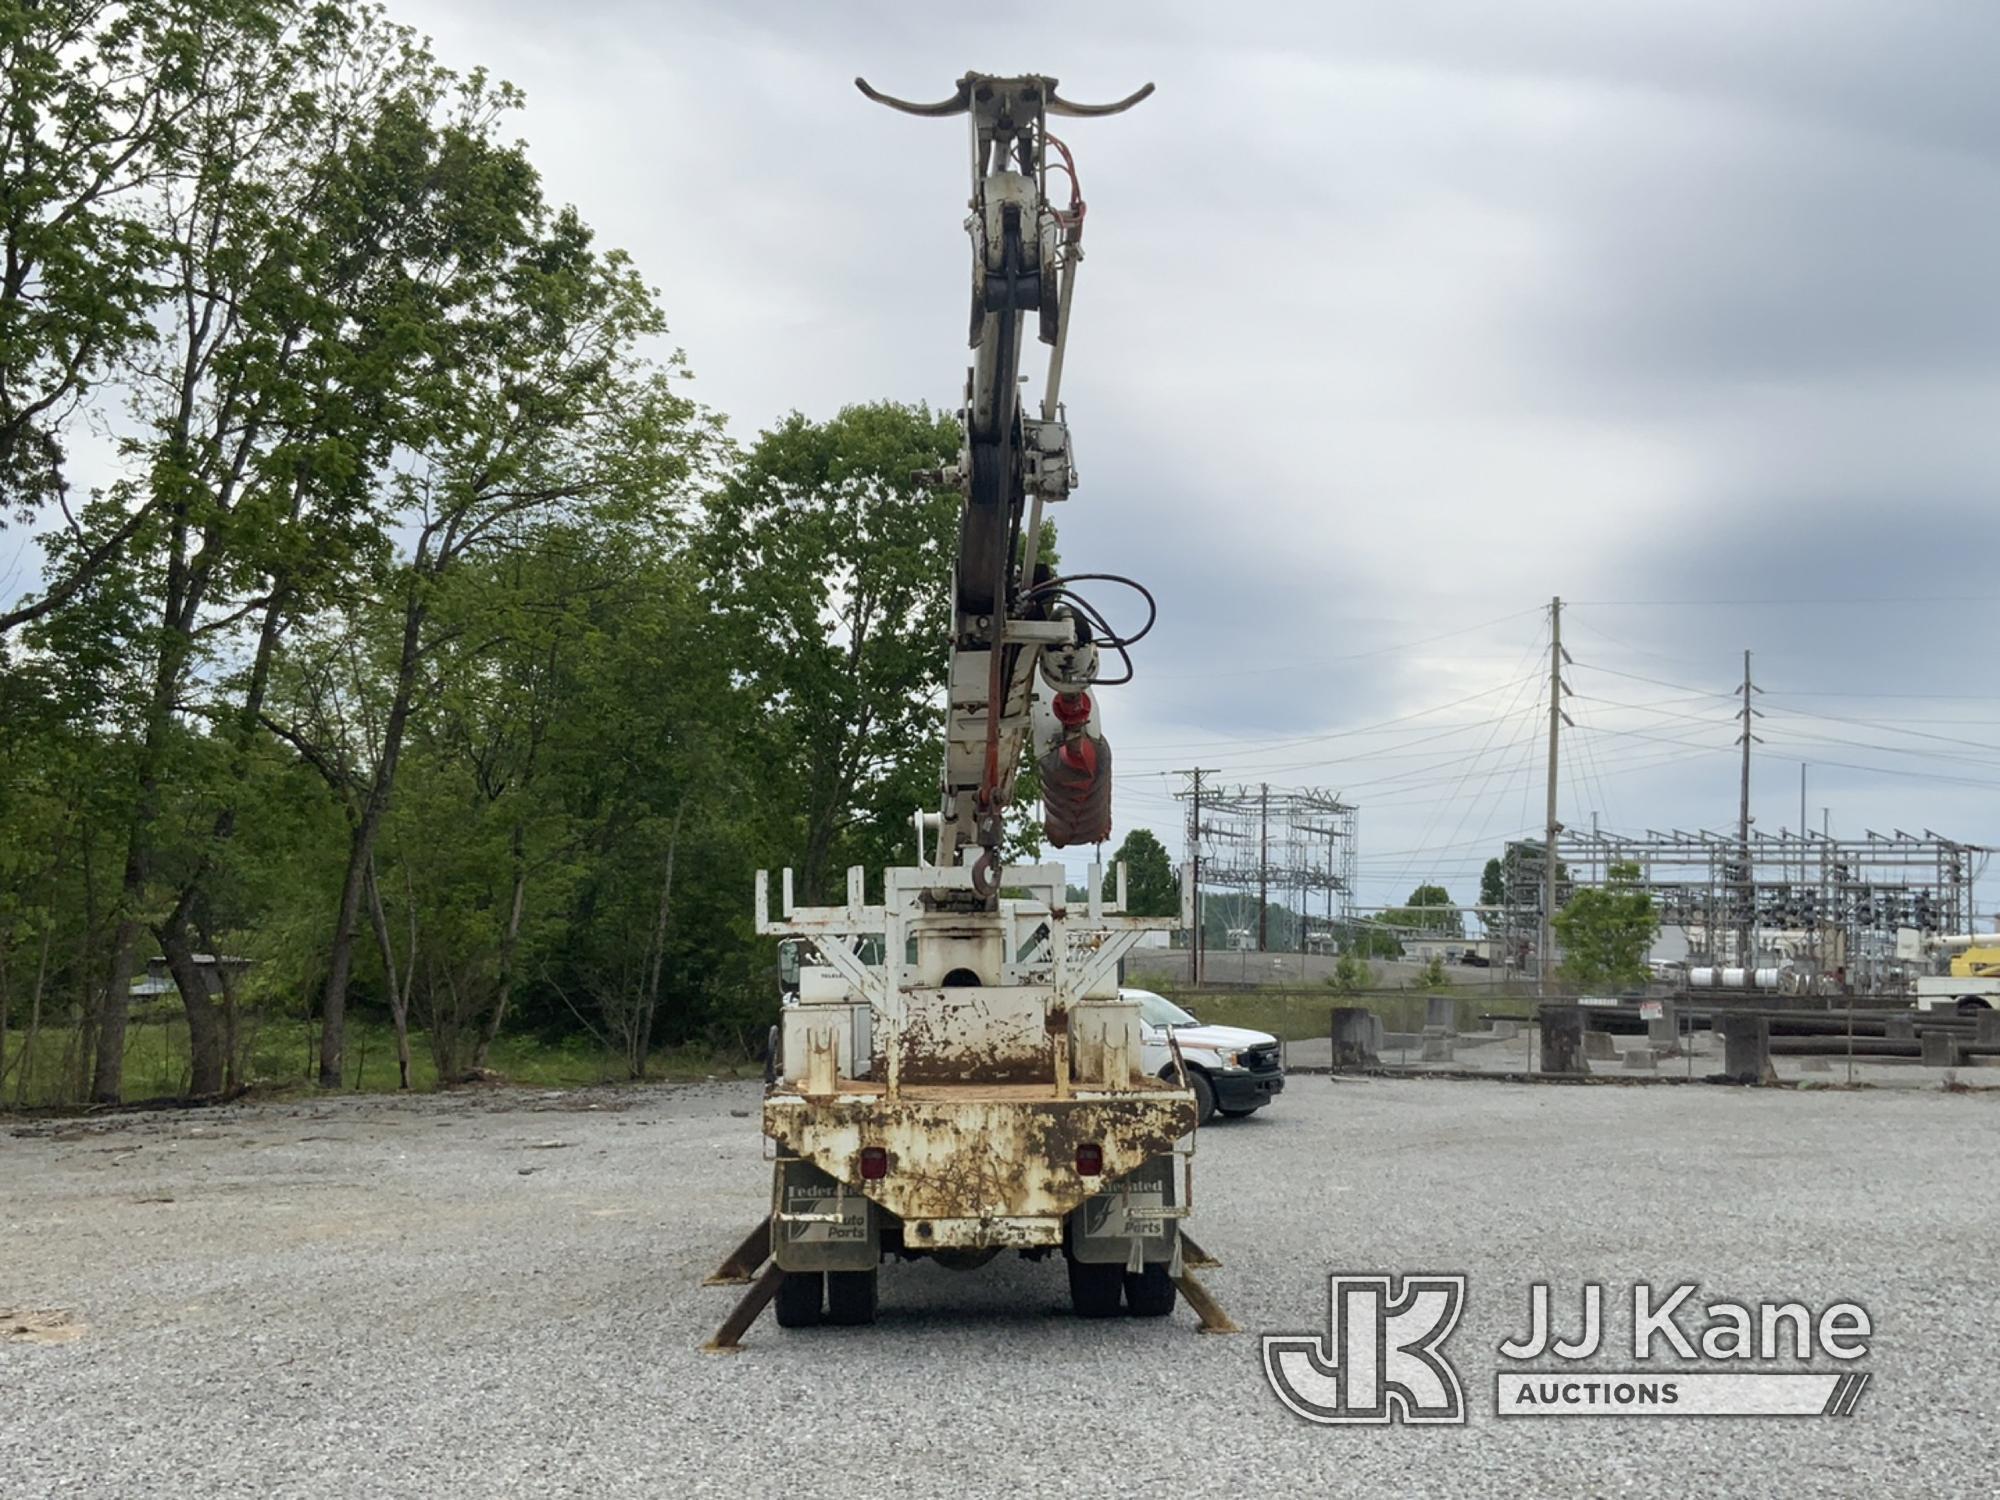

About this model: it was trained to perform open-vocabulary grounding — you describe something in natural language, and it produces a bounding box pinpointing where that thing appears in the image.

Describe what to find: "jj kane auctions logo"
[1263,1276,1872,1423]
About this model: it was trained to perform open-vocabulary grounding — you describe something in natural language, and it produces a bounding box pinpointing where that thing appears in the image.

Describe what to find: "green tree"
[700,402,959,903]
[1480,857,1505,910]
[1382,883,1462,937]
[1553,860,1658,988]
[79,4,530,1100]
[1343,923,1404,959]
[1110,828,1177,917]
[0,1,282,622]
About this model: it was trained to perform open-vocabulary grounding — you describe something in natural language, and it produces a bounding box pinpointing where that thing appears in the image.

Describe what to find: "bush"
[1326,953,1375,995]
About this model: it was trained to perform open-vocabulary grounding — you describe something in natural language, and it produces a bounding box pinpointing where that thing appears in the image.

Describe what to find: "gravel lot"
[4,1076,1996,1498]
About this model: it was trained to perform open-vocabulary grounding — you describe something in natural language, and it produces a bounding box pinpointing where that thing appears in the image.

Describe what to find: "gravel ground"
[3,1077,1996,1498]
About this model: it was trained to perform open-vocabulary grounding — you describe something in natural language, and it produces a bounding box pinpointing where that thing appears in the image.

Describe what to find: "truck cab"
[1124,987,1284,1124]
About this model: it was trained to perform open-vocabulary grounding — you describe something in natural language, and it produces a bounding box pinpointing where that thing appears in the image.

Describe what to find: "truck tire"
[774,1270,824,1328]
[1188,1069,1216,1126]
[1067,1255,1125,1319]
[825,1268,879,1326]
[1124,1262,1177,1318]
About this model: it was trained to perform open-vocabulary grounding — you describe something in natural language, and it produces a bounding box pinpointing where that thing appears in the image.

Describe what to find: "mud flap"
[1067,1153,1177,1265]
[771,1157,879,1272]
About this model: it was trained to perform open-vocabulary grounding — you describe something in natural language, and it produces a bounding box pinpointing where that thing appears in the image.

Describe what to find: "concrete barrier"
[1330,1007,1383,1069]
[1538,1006,1587,1076]
[1421,1035,1455,1062]
[1491,1019,1519,1041]
[1424,995,1455,1034]
[1921,1030,1959,1068]
[1886,1014,1916,1040]
[1976,1011,2000,1047]
[1646,1000,1678,1048]
[1620,1048,1655,1071]
[1719,1014,1774,1084]
[1798,1055,1831,1073]
[1583,1029,1617,1061]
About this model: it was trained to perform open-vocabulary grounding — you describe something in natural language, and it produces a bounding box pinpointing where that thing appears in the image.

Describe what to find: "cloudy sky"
[389,0,1999,916]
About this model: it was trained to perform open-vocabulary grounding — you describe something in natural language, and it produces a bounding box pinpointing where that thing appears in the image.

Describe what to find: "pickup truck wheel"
[774,1270,824,1328]
[1068,1255,1125,1319]
[1188,1069,1216,1126]
[825,1268,878,1326]
[1218,1105,1261,1119]
[1124,1262,1177,1318]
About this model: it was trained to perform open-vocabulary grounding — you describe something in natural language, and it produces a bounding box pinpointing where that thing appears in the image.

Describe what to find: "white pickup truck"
[1913,975,2000,1013]
[1124,988,1285,1125]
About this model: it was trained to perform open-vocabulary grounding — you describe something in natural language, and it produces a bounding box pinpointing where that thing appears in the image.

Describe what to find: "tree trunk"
[365,855,413,1090]
[92,559,202,1102]
[13,918,53,1107]
[634,806,686,1079]
[95,911,144,1103]
[473,826,529,1072]
[197,915,243,1093]
[319,593,425,1089]
[157,924,226,1097]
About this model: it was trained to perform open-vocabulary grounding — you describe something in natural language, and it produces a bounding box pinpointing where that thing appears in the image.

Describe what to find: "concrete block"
[1538,1006,1587,1076]
[1719,1014,1774,1083]
[1798,1055,1832,1073]
[1646,1000,1678,1047]
[1330,1007,1383,1069]
[1975,1010,2000,1047]
[1421,1035,1454,1063]
[1491,1019,1519,1041]
[1885,1014,1916,1040]
[1583,1029,1617,1061]
[1424,995,1455,1034]
[1620,1048,1655,1071]
[1921,1030,1958,1068]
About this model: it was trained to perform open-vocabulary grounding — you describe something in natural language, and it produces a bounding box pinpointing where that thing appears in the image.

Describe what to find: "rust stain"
[766,1090,1195,1225]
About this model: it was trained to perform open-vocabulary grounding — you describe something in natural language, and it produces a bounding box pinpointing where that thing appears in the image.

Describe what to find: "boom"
[857,72,1155,900]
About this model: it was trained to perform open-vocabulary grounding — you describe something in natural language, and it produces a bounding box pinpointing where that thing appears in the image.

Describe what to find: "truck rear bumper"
[764,1082,1196,1242]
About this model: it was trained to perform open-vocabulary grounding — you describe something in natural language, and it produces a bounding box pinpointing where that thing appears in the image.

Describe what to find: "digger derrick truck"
[702,74,1236,1347]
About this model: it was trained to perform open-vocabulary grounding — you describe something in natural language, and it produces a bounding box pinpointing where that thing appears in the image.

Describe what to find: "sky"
[77,0,2000,917]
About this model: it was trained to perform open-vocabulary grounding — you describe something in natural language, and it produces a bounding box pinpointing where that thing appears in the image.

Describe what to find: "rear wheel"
[774,1270,824,1328]
[1067,1255,1125,1319]
[1123,1261,1177,1318]
[825,1268,879,1326]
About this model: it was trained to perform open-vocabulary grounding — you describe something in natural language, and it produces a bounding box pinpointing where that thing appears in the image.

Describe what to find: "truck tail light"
[1076,1142,1103,1176]
[860,1146,888,1180]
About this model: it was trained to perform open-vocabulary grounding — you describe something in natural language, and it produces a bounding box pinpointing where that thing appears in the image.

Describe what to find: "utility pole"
[1800,763,1808,884]
[1258,782,1270,952]
[1541,596,1570,994]
[1734,649,1762,963]
[1175,768,1217,987]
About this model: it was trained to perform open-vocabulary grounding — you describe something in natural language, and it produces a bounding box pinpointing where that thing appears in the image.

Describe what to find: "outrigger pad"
[702,1263,785,1353]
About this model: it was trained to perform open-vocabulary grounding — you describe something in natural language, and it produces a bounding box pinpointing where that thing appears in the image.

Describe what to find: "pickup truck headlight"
[1199,1046,1244,1071]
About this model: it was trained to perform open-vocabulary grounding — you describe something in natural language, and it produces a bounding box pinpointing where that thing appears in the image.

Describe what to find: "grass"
[0,1004,753,1110]
[1160,988,1534,1043]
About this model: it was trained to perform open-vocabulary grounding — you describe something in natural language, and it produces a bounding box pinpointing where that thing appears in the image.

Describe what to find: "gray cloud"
[392,0,1999,910]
